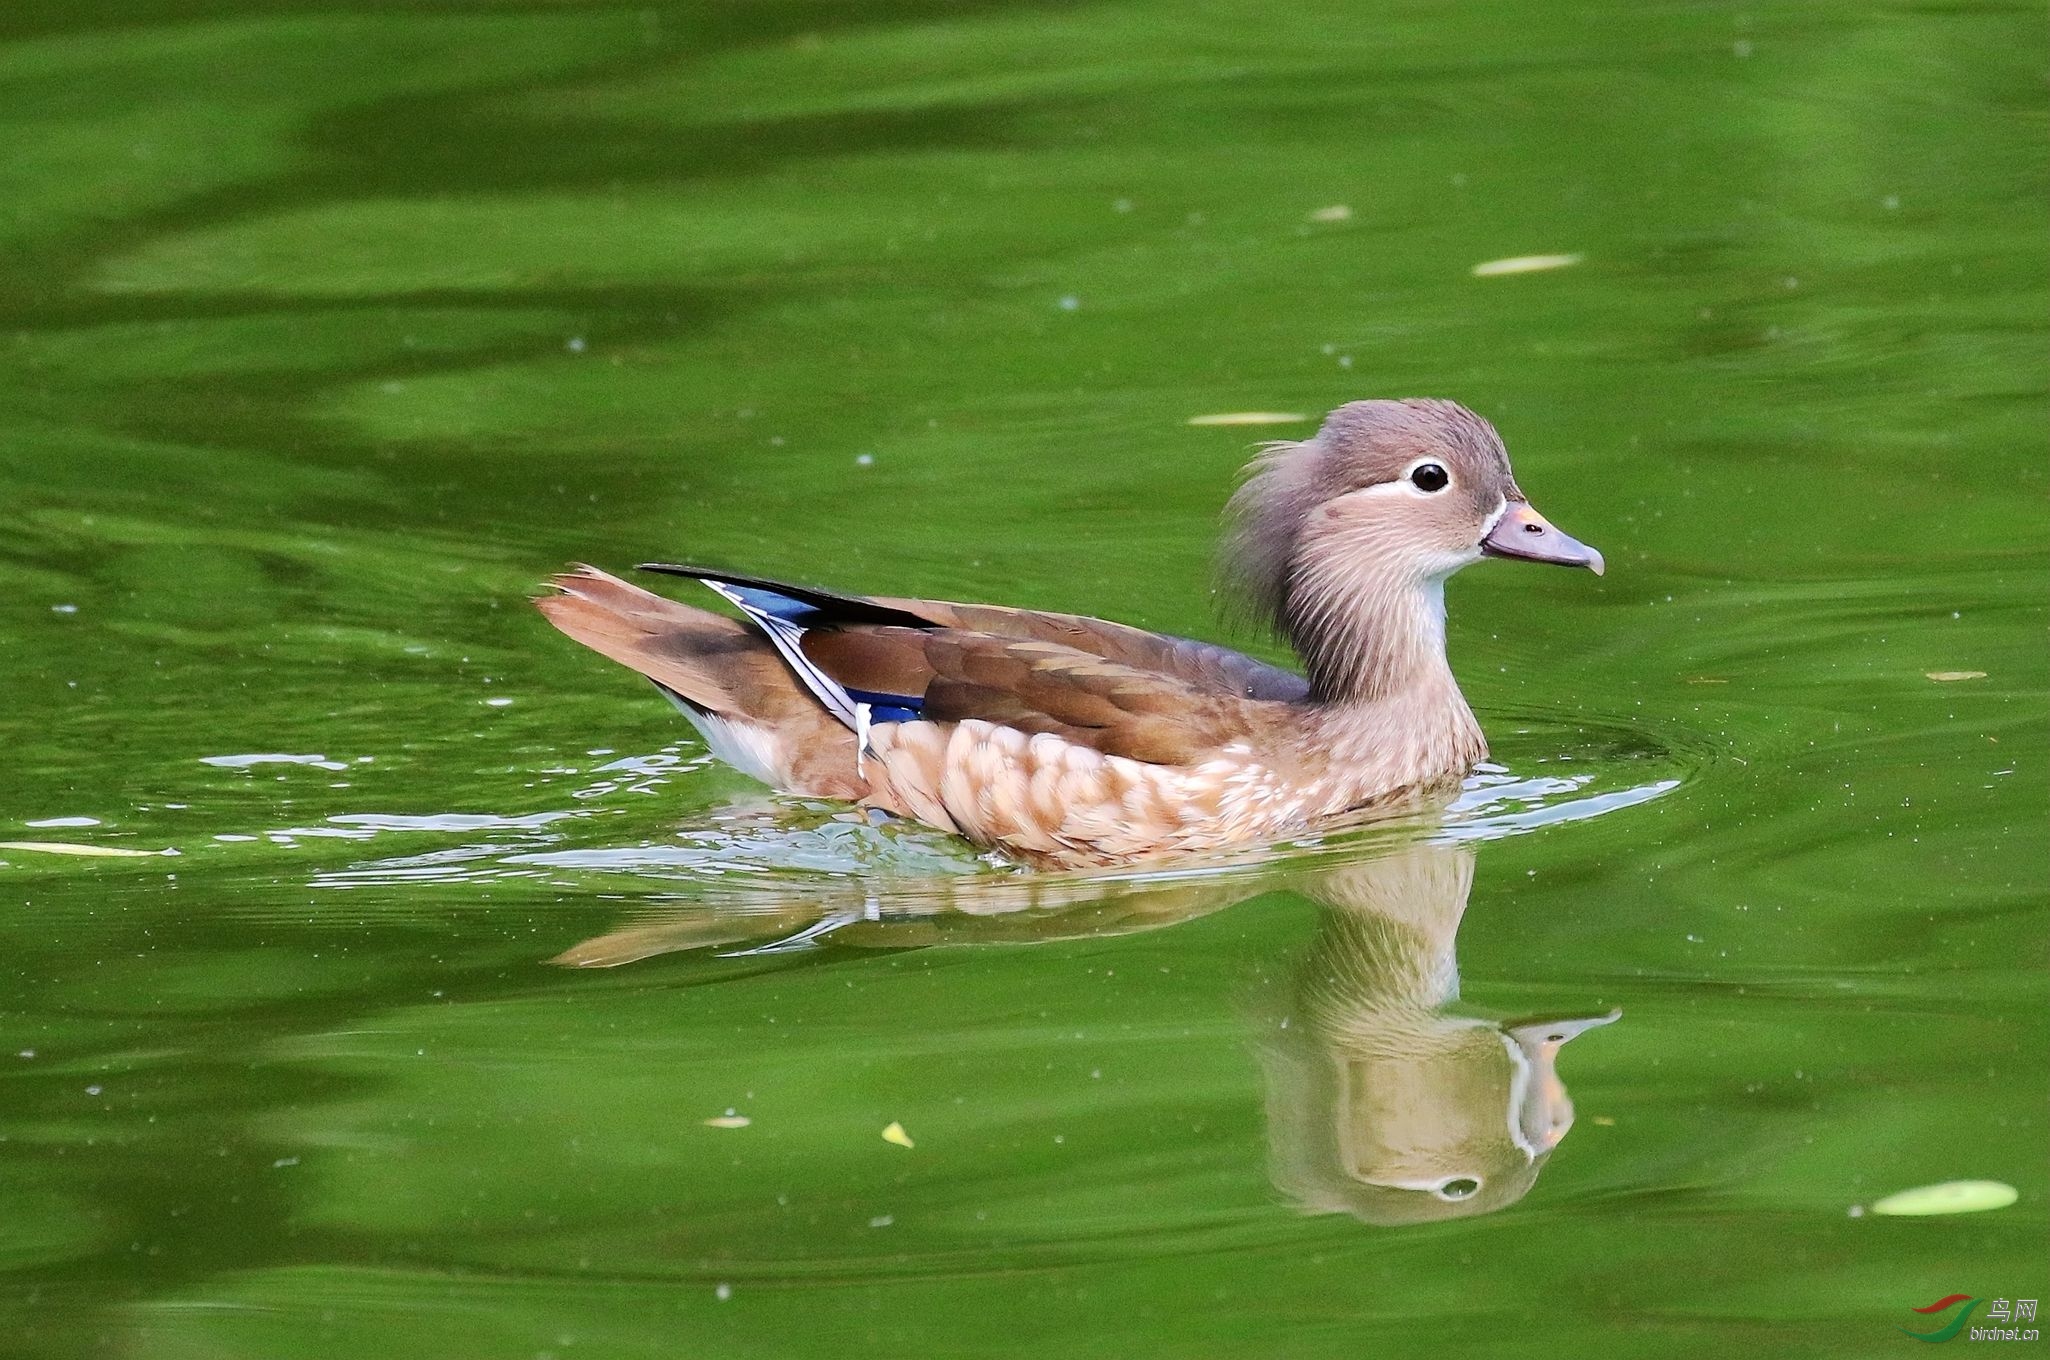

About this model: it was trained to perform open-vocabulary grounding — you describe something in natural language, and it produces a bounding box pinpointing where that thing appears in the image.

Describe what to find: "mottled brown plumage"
[535,398,1603,866]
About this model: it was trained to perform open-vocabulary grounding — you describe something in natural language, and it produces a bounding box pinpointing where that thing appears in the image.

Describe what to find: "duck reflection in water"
[553,837,1614,1225]
[1257,844,1616,1225]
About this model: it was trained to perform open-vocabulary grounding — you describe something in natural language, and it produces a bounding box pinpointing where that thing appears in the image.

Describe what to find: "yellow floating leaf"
[881,1121,915,1149]
[702,1114,751,1129]
[1870,1180,2017,1217]
[0,841,162,859]
[1186,412,1308,427]
[1307,204,1352,222]
[1471,253,1584,277]
[1685,677,1729,685]
[1926,671,1986,682]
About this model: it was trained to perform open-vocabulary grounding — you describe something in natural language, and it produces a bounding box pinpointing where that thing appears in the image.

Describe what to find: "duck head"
[1225,399,1602,702]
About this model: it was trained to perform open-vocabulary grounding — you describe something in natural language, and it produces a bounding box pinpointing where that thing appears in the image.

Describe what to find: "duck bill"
[1481,501,1605,576]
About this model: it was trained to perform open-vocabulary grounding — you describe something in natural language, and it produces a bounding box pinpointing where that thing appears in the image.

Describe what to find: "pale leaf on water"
[0,841,163,859]
[1868,1180,2017,1216]
[1925,671,1986,682]
[1470,253,1584,277]
[1307,204,1352,222]
[702,1115,751,1129]
[1186,412,1308,427]
[881,1121,915,1148]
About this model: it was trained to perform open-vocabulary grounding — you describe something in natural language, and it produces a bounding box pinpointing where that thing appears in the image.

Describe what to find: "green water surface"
[1,2,2044,1356]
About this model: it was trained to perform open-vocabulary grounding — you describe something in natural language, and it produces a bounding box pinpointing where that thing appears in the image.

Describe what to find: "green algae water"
[2,3,2044,1356]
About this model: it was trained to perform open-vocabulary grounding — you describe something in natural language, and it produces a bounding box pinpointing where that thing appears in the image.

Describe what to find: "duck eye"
[1409,462,1449,493]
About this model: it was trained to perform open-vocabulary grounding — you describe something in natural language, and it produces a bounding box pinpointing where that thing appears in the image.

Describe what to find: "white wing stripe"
[700,579,862,731]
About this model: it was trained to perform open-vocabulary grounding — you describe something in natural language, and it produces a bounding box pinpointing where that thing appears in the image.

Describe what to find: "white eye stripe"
[1347,480,1426,500]
[1347,460,1455,499]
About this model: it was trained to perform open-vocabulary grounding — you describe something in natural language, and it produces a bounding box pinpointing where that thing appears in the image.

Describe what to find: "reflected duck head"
[1261,842,1617,1226]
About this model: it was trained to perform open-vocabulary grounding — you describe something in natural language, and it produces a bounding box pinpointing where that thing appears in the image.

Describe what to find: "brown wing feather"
[545,567,1291,784]
[868,597,1307,702]
[806,625,1261,765]
[797,626,939,699]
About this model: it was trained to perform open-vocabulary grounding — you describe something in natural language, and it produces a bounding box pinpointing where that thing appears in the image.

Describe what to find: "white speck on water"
[18,1050,35,1060]
[272,1156,299,1168]
[715,1283,732,1302]
[27,817,99,829]
[85,1085,102,1096]
[1057,295,1080,311]
[485,698,514,708]
[565,336,587,353]
[1883,195,1901,211]
[868,1215,894,1228]
[1733,38,1753,56]
[854,452,874,467]
[1112,197,1133,213]
[51,604,77,615]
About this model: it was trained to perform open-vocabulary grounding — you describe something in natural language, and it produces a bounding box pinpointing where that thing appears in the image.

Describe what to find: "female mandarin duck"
[537,399,1602,868]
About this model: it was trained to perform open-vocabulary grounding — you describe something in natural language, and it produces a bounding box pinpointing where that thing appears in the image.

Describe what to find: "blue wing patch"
[843,688,923,725]
[718,582,824,625]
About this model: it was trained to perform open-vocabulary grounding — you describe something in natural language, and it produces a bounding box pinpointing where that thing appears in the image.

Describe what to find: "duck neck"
[1287,566,1459,707]
[1284,566,1486,798]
